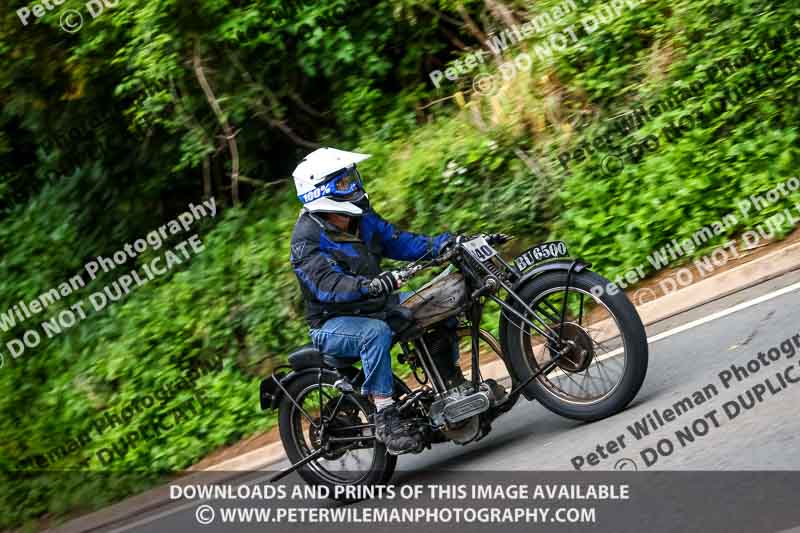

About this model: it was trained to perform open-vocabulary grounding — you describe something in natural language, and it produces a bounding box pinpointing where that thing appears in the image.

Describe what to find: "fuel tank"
[399,268,467,328]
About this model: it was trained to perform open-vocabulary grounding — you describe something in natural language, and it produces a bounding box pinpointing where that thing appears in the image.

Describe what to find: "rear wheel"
[502,270,648,421]
[277,370,396,496]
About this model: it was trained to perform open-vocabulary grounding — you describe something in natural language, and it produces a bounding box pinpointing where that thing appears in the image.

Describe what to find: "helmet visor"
[330,168,362,198]
[298,167,364,204]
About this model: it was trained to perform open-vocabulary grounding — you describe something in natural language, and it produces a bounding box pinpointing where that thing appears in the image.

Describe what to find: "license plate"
[514,241,569,271]
[463,236,498,262]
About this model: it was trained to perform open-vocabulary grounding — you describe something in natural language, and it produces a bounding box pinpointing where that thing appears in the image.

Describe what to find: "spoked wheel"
[455,327,505,382]
[278,371,396,494]
[503,270,648,421]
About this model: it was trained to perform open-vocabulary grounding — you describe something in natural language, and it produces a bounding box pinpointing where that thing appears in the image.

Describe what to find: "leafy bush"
[2,0,800,529]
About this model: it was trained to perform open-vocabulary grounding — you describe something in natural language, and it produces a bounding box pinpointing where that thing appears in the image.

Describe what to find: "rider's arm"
[363,211,451,262]
[291,239,371,303]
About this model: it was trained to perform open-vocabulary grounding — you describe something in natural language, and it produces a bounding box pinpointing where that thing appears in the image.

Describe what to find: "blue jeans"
[310,293,459,397]
[310,316,395,397]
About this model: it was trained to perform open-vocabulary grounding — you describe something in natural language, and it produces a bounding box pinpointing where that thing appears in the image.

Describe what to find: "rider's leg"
[444,316,466,386]
[309,316,419,455]
[310,316,394,397]
[444,316,460,361]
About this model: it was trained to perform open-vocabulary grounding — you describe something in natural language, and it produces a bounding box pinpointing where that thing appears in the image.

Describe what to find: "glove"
[486,233,513,245]
[437,234,465,257]
[367,271,400,297]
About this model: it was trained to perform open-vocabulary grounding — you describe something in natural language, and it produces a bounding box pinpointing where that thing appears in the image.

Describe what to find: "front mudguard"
[498,259,591,401]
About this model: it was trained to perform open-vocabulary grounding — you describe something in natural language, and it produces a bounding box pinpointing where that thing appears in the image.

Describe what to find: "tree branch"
[250,107,321,149]
[169,77,214,200]
[226,49,322,149]
[288,92,328,119]
[193,39,240,206]
[484,0,519,28]
[416,4,465,27]
[456,4,490,46]
[442,27,470,51]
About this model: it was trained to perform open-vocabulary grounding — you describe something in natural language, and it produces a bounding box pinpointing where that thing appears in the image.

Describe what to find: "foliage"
[1,0,799,528]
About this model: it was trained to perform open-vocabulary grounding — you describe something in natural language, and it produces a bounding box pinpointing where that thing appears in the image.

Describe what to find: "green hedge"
[2,0,800,529]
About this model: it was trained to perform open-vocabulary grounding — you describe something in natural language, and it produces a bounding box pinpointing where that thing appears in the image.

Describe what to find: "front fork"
[469,301,483,389]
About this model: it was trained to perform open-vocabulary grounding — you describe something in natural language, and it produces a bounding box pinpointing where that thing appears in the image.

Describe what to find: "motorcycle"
[260,234,648,491]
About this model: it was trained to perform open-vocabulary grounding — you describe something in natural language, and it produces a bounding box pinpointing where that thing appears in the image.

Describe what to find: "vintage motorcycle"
[260,235,648,491]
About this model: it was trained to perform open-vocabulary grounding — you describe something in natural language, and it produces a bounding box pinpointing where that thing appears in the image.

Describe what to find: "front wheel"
[501,270,648,421]
[277,370,396,496]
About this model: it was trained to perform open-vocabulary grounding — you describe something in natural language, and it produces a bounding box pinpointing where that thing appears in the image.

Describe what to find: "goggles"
[298,166,364,204]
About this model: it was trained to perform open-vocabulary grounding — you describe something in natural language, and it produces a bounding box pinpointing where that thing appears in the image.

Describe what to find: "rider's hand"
[437,234,465,257]
[368,271,400,297]
[487,233,513,245]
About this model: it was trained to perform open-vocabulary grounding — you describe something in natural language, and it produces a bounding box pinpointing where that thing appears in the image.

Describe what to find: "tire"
[502,270,648,421]
[277,370,396,497]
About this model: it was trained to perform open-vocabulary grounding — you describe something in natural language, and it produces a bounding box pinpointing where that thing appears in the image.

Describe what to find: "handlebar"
[391,233,512,287]
[392,248,452,285]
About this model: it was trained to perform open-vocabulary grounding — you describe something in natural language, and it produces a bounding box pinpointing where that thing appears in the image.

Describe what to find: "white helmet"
[293,147,372,216]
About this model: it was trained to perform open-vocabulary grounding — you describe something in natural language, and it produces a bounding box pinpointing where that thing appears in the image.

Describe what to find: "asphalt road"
[105,270,800,532]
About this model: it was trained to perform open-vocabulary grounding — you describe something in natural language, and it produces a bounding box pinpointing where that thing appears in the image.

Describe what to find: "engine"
[422,325,511,443]
[429,383,507,444]
[401,303,509,445]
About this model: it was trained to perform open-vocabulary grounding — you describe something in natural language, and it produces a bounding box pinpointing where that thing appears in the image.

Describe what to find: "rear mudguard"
[260,366,411,411]
[260,367,325,411]
[499,259,591,401]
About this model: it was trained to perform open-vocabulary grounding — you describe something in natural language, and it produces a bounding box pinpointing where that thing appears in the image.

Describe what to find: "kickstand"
[269,448,326,483]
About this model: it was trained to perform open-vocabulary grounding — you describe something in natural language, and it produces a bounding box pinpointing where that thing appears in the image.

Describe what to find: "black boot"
[373,405,420,455]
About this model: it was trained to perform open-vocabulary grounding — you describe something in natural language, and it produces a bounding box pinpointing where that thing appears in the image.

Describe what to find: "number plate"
[463,236,498,262]
[513,241,569,271]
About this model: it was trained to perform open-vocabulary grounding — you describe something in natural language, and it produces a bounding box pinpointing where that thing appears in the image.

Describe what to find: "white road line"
[101,278,800,532]
[571,279,800,371]
[645,279,800,344]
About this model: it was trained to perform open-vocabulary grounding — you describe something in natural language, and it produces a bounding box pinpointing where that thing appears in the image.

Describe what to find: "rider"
[290,147,459,455]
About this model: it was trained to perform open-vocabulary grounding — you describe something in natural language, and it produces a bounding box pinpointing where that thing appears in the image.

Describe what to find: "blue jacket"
[290,208,451,328]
